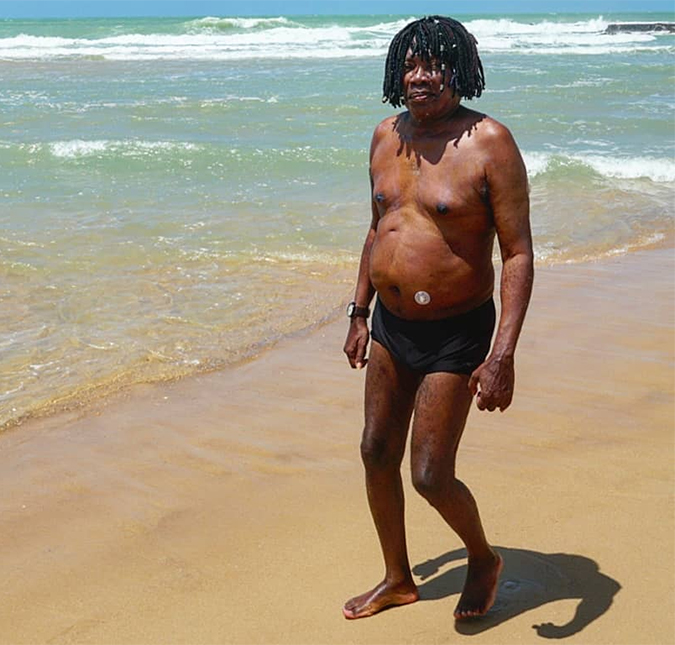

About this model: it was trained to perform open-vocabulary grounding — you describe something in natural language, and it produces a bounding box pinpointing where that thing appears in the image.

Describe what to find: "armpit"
[478,175,490,204]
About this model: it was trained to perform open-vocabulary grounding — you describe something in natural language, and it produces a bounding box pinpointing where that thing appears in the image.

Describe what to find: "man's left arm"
[469,121,534,412]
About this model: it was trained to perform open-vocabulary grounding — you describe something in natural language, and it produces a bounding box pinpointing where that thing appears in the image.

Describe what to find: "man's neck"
[406,101,463,133]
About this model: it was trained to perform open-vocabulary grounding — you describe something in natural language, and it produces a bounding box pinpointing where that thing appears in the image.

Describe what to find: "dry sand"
[1,247,673,645]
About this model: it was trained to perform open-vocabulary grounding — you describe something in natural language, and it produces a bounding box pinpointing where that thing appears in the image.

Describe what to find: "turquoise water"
[1,12,674,427]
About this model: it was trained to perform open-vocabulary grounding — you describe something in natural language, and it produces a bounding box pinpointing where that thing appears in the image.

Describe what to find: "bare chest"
[371,143,489,223]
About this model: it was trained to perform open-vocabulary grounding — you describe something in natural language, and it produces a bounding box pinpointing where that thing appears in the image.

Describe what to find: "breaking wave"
[524,152,675,183]
[0,16,671,61]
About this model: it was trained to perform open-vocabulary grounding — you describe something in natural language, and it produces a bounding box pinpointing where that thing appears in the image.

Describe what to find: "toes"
[342,603,362,619]
[344,596,364,612]
[342,604,372,620]
[342,596,373,619]
[454,606,483,620]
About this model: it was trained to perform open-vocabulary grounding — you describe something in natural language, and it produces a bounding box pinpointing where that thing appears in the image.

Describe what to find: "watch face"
[347,302,355,317]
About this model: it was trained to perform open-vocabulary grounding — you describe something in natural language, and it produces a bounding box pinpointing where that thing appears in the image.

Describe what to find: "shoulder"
[467,111,518,148]
[374,113,401,132]
[371,114,399,141]
[370,113,405,163]
[464,111,525,172]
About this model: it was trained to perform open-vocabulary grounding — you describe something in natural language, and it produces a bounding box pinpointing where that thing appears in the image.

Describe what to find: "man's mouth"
[409,90,434,101]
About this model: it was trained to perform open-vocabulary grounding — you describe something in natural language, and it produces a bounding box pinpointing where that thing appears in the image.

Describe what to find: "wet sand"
[1,247,673,645]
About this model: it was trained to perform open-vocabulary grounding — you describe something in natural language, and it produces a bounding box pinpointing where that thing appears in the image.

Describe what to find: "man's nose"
[411,65,431,82]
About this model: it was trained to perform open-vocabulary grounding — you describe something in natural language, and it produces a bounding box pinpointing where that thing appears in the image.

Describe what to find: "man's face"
[402,50,456,111]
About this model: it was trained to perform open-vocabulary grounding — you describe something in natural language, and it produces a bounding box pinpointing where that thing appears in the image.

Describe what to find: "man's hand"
[344,318,370,369]
[468,354,515,411]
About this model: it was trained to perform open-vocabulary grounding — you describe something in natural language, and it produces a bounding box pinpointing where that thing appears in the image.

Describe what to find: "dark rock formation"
[605,22,675,34]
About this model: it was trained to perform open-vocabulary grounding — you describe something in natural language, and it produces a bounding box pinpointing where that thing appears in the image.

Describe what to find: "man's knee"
[360,429,403,471]
[412,462,454,503]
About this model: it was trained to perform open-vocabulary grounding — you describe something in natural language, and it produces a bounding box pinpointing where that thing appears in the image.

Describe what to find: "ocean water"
[1,12,674,428]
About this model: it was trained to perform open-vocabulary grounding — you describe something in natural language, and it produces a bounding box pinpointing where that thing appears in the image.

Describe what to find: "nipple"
[414,291,431,306]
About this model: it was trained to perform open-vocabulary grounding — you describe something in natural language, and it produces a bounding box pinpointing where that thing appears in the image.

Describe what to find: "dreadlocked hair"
[382,15,485,108]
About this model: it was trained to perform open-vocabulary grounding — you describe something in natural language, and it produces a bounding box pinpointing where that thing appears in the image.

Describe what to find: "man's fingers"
[468,371,479,395]
[343,343,357,369]
[354,338,369,369]
[478,391,513,412]
[498,398,513,412]
[355,343,364,368]
[477,391,499,412]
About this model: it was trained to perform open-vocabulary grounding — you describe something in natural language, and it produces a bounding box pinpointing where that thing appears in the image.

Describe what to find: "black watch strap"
[347,301,370,319]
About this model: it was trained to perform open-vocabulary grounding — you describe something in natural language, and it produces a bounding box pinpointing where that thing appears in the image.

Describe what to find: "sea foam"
[0,16,671,61]
[523,152,675,183]
[47,139,198,158]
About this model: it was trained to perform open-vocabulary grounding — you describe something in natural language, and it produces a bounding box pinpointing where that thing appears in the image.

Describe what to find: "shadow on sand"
[413,546,621,639]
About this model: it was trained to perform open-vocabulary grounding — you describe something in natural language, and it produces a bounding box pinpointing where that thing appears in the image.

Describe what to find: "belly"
[369,224,494,319]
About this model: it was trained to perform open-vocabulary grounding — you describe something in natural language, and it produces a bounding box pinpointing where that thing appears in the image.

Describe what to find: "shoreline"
[3,234,673,434]
[1,246,673,644]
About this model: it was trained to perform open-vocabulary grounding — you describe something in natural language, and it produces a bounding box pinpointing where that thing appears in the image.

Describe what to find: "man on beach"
[343,16,533,620]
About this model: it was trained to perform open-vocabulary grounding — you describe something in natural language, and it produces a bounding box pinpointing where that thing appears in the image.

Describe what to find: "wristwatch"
[347,301,370,319]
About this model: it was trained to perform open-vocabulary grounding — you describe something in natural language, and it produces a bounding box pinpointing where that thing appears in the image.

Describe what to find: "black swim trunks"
[370,297,496,375]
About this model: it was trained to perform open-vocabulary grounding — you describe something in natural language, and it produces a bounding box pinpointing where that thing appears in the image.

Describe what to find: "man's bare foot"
[343,579,419,619]
[454,551,503,620]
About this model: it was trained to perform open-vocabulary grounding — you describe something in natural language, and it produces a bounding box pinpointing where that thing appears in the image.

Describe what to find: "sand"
[0,247,673,645]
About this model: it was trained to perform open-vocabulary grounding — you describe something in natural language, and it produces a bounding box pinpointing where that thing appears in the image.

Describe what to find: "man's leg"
[343,341,421,619]
[410,372,502,619]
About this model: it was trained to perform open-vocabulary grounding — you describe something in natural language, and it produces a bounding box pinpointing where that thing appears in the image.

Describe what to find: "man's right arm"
[343,197,378,369]
[344,124,388,369]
